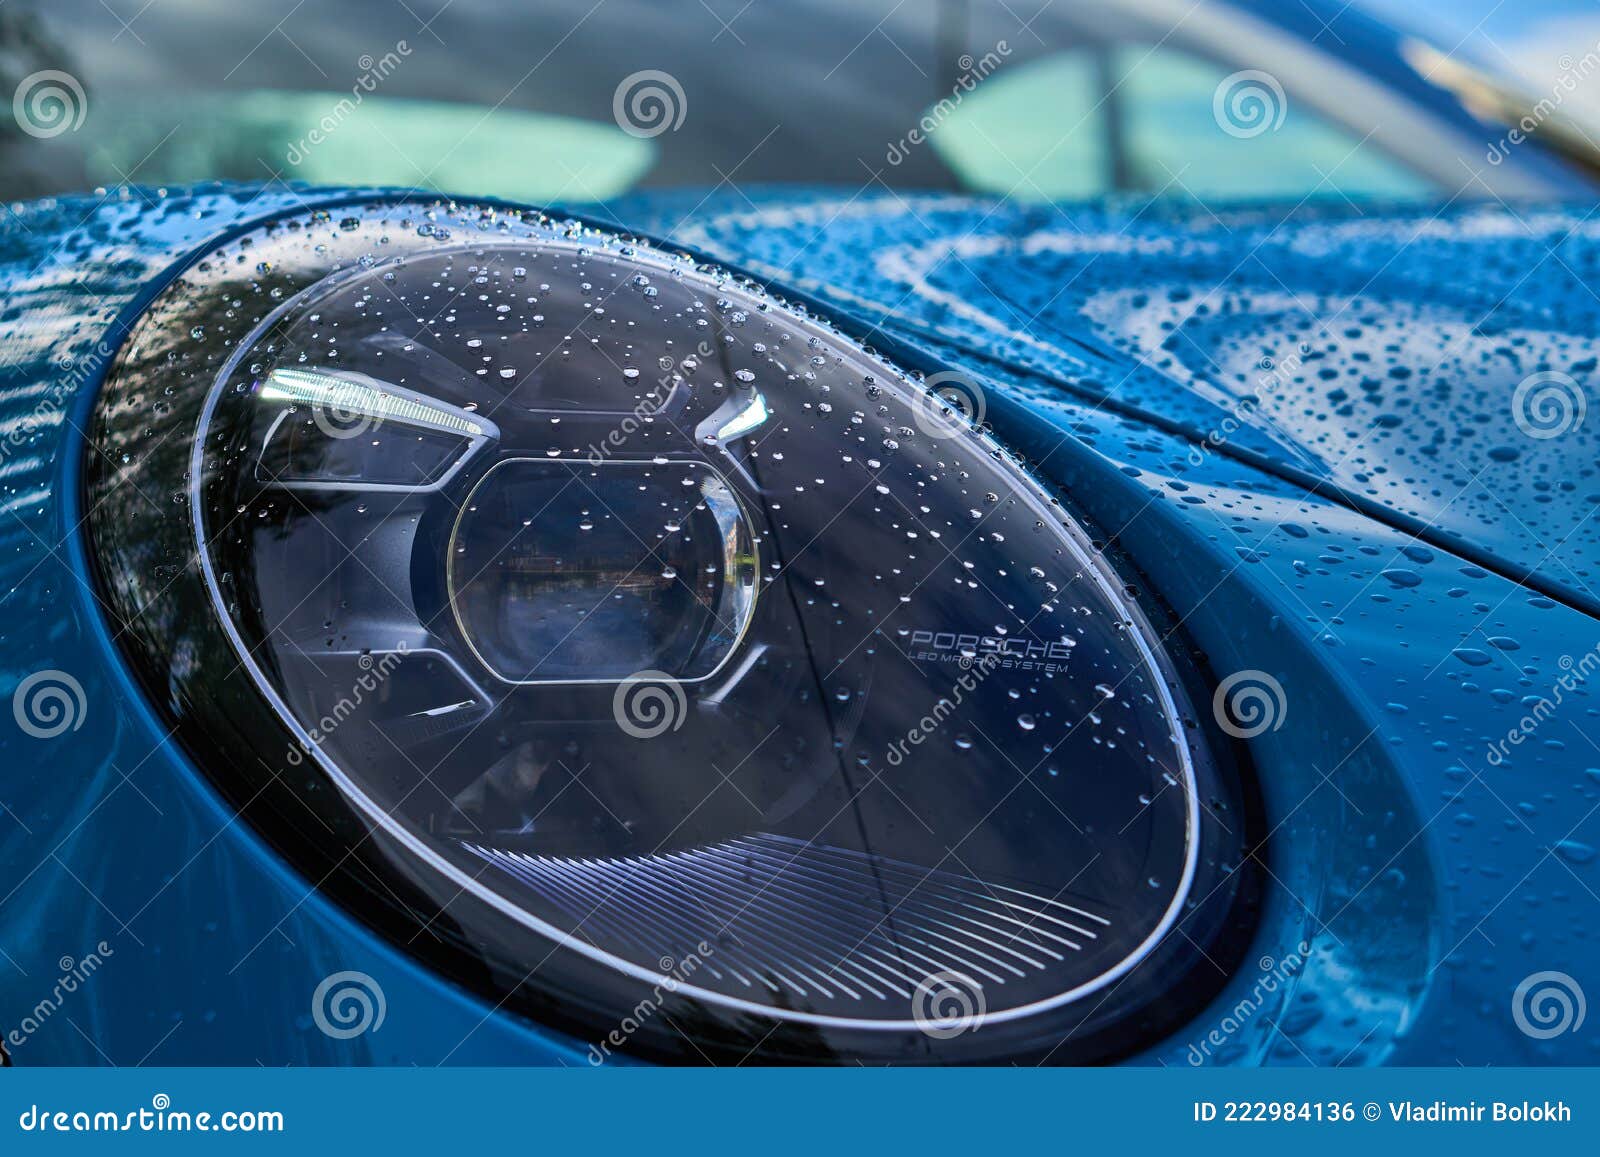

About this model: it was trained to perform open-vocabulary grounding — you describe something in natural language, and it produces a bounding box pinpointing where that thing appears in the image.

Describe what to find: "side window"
[932,43,1436,202]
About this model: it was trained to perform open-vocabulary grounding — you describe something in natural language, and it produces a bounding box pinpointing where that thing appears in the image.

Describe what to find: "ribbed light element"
[260,367,486,436]
[462,833,1110,1003]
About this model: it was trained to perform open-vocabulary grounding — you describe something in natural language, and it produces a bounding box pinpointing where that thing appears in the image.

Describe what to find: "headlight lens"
[88,200,1251,1062]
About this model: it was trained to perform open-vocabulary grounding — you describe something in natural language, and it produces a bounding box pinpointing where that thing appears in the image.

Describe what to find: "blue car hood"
[2,184,1598,1067]
[624,192,1600,619]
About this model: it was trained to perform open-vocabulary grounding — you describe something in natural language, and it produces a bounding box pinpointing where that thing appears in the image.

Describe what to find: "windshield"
[0,0,1593,205]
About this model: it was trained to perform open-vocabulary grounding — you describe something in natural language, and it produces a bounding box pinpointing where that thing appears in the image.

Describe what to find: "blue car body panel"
[0,187,590,1066]
[1,184,1597,1066]
[641,192,1600,616]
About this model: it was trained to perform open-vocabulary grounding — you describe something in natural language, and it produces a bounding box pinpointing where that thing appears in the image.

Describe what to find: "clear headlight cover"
[87,201,1251,1063]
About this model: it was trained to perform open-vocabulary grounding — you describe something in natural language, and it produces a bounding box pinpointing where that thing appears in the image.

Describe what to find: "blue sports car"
[3,0,1599,1066]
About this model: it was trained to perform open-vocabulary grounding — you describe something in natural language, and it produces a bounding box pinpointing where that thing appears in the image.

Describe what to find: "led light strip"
[261,366,486,436]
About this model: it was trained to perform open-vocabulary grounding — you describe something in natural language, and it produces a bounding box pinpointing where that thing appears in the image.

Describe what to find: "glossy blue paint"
[1,184,1596,1065]
[0,187,588,1066]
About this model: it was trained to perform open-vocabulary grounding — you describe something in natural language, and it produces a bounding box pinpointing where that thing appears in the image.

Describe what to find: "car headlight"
[86,200,1252,1063]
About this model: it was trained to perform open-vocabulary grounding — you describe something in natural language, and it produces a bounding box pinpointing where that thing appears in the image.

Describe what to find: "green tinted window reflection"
[932,44,1436,202]
[83,90,654,201]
